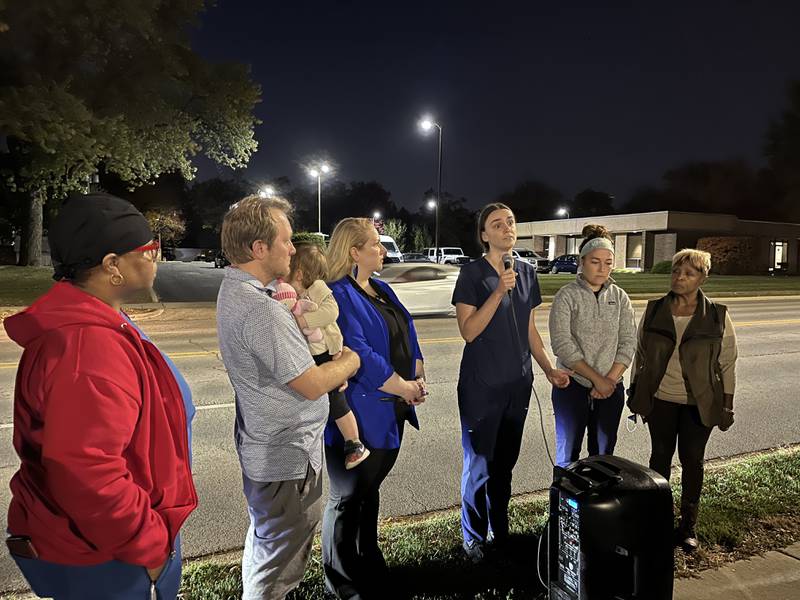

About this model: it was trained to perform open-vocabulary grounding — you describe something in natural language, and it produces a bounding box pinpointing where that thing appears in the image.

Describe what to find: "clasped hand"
[400,377,428,406]
[590,375,618,399]
[545,367,572,389]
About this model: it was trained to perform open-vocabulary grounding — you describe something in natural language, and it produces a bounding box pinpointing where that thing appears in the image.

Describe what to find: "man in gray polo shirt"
[216,195,360,600]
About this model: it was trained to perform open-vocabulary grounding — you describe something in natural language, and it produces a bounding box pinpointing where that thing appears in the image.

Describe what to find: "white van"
[380,235,403,263]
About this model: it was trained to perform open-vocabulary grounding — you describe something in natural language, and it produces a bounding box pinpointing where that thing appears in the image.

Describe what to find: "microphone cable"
[503,254,555,593]
[503,255,556,469]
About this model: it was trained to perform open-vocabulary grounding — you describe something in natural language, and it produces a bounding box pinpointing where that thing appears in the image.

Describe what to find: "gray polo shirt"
[216,267,328,482]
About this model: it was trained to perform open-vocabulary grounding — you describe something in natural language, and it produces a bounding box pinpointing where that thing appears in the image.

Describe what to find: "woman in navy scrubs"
[452,203,570,562]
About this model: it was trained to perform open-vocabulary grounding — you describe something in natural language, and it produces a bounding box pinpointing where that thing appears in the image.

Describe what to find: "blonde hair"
[221,195,292,264]
[290,243,329,288]
[672,248,711,276]
[326,218,376,282]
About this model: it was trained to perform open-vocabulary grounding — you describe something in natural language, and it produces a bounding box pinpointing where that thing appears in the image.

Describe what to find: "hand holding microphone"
[494,254,517,297]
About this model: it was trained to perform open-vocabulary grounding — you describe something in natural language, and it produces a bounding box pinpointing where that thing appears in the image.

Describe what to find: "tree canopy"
[0,0,261,263]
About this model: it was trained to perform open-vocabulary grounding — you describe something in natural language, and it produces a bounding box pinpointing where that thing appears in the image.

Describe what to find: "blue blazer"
[326,276,423,450]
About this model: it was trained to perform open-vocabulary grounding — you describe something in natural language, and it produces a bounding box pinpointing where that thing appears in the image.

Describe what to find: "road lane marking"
[0,402,239,429]
[736,319,800,327]
[195,402,235,411]
[2,318,799,369]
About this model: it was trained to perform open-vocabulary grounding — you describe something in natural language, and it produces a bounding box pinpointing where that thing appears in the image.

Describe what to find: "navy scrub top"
[452,257,542,388]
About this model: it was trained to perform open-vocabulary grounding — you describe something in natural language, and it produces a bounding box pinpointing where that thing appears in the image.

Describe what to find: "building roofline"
[522,209,746,226]
[737,218,800,226]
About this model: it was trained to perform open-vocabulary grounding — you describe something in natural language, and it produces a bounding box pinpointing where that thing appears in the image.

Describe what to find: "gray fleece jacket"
[548,275,637,388]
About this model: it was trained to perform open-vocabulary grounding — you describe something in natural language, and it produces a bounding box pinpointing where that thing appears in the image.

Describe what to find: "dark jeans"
[322,421,404,600]
[12,536,181,600]
[552,378,625,467]
[647,398,712,507]
[458,372,532,546]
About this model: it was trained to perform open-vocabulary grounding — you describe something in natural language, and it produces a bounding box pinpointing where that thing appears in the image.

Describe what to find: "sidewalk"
[674,542,800,600]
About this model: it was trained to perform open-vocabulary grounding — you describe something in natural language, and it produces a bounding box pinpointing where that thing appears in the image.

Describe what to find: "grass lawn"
[538,272,800,297]
[0,266,153,308]
[0,266,55,306]
[178,446,800,600]
[1,267,799,307]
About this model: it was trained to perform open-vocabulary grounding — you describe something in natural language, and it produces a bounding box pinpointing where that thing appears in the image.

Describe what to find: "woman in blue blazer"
[322,217,426,599]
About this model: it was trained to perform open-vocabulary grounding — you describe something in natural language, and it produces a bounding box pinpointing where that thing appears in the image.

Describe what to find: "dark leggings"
[313,352,351,420]
[322,420,405,599]
[647,398,712,506]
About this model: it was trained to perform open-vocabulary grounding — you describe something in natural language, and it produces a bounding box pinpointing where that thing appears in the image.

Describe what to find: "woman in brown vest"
[628,249,738,552]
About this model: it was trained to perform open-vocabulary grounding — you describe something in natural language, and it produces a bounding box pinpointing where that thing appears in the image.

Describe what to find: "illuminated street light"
[557,207,570,219]
[308,162,334,233]
[258,186,275,199]
[418,117,434,132]
[417,115,443,257]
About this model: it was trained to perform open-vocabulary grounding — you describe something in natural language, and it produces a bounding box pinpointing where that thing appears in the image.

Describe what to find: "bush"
[292,232,326,249]
[650,260,672,274]
[697,236,757,275]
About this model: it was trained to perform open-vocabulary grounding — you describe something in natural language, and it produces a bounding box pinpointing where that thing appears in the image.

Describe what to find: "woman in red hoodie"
[3,193,198,600]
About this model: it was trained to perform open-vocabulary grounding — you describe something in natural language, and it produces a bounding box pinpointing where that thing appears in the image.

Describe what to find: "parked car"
[161,247,176,261]
[423,246,471,265]
[550,254,579,274]
[402,252,429,263]
[375,263,459,316]
[194,249,217,262]
[380,235,403,263]
[512,248,551,273]
[214,253,230,268]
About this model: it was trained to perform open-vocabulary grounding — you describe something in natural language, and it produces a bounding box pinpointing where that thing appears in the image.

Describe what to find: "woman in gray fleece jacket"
[548,224,636,467]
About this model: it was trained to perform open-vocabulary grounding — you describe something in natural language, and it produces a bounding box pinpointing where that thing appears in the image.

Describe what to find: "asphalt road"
[153,260,226,302]
[0,297,799,593]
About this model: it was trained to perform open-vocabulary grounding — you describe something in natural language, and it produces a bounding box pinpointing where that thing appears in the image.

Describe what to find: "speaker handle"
[553,464,623,498]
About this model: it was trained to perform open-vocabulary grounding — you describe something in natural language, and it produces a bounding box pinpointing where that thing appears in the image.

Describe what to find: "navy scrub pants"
[552,377,625,467]
[458,371,533,546]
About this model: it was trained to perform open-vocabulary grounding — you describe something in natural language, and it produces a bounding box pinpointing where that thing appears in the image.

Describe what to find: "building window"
[770,240,789,272]
[627,233,643,270]
[566,237,581,254]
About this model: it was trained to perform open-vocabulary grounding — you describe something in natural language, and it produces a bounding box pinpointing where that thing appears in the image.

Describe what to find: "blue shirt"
[327,277,423,450]
[452,257,542,388]
[124,316,195,454]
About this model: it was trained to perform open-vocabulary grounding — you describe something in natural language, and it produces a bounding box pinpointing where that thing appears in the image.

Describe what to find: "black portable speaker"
[547,455,674,600]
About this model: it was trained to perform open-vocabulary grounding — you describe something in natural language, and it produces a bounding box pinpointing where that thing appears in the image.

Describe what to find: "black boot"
[678,502,700,553]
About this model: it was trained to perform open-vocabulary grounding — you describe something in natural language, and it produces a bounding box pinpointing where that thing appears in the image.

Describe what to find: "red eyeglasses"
[133,240,160,261]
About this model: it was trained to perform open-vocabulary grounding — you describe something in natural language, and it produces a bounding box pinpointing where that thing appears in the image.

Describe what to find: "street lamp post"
[308,163,331,234]
[258,185,275,199]
[372,211,381,227]
[418,116,443,260]
[426,198,437,254]
[557,207,570,219]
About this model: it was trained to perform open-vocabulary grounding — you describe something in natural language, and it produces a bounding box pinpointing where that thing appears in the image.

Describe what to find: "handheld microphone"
[502,254,513,296]
[501,252,525,376]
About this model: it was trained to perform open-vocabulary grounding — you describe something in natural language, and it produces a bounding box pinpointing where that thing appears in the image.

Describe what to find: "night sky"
[191,1,800,211]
